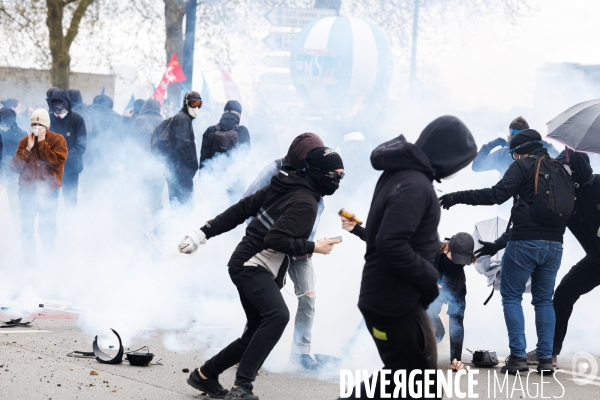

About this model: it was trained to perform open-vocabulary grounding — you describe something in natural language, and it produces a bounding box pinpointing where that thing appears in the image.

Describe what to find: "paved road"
[1,310,599,399]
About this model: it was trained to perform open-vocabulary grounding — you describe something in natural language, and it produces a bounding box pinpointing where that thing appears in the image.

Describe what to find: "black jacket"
[358,135,441,320]
[1,124,27,174]
[49,90,87,174]
[452,147,566,243]
[199,112,250,169]
[128,100,163,153]
[86,95,124,152]
[568,174,600,263]
[200,166,320,286]
[436,254,467,298]
[169,106,199,175]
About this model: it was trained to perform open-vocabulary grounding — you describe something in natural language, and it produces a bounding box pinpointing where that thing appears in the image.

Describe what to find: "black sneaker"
[187,369,229,398]
[537,358,555,375]
[224,386,259,400]
[500,354,529,374]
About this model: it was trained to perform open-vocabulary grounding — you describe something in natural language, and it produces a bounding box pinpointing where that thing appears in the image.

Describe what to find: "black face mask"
[304,167,341,196]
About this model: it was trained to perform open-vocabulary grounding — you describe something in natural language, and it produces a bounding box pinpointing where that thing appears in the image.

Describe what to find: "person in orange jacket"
[10,109,68,264]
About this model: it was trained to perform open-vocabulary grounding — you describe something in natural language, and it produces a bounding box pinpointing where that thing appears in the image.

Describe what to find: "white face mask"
[0,125,9,132]
[54,109,68,119]
[32,126,45,137]
[187,106,200,118]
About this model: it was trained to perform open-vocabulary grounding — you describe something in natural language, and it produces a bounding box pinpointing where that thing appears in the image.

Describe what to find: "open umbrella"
[546,99,600,154]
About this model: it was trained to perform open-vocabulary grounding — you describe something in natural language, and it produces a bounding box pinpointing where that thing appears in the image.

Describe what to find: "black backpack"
[211,123,239,154]
[150,117,174,158]
[519,155,575,227]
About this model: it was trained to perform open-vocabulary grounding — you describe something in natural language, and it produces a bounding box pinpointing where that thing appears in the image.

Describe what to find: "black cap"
[185,91,201,102]
[448,233,474,265]
[509,129,543,154]
[224,100,242,114]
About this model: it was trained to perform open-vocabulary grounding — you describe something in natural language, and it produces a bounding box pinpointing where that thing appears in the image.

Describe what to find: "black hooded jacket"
[358,135,442,320]
[128,99,163,153]
[199,112,250,169]
[169,106,199,175]
[200,166,320,286]
[48,90,87,174]
[86,95,123,147]
[451,146,566,243]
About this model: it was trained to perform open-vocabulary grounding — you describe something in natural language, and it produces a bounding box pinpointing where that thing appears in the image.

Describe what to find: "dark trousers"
[341,306,439,399]
[61,171,80,209]
[19,187,59,264]
[166,172,193,207]
[553,256,600,355]
[201,266,290,389]
[427,288,466,361]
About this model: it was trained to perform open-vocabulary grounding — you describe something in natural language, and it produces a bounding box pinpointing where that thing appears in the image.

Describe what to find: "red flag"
[221,67,243,103]
[153,53,187,105]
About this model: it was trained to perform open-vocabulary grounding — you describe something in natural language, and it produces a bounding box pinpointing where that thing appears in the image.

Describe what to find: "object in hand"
[338,209,363,225]
[329,236,343,242]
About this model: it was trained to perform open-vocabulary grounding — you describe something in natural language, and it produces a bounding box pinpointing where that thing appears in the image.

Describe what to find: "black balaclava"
[557,149,593,188]
[509,129,543,155]
[301,147,344,196]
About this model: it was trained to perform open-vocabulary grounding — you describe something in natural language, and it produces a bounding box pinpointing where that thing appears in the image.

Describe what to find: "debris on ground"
[182,368,189,373]
[90,370,98,376]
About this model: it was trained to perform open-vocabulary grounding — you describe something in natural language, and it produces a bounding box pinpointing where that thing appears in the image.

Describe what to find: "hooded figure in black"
[86,94,124,165]
[177,146,343,399]
[68,89,93,137]
[166,91,200,208]
[199,100,250,170]
[343,116,477,400]
[48,89,87,209]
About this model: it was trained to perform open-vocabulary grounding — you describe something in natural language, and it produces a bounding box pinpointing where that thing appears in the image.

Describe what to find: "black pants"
[553,256,600,355]
[62,171,80,209]
[341,305,439,400]
[166,173,193,207]
[426,288,465,361]
[201,266,290,389]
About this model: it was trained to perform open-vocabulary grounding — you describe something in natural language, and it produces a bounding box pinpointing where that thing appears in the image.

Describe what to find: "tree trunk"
[46,0,69,88]
[164,0,186,107]
[45,0,94,89]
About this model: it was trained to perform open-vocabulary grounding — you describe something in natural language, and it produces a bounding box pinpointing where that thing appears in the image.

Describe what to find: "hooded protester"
[45,87,59,108]
[472,116,558,177]
[86,94,123,153]
[341,116,477,399]
[440,129,568,375]
[165,91,200,207]
[242,133,327,371]
[1,97,27,128]
[0,108,28,217]
[10,109,68,264]
[480,149,600,368]
[199,100,250,169]
[126,98,165,216]
[48,89,87,209]
[427,233,476,368]
[178,146,344,400]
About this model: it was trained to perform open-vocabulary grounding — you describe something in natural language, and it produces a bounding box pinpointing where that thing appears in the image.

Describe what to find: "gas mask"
[32,126,45,137]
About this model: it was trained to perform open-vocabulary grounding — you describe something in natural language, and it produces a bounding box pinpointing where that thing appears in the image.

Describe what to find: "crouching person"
[10,109,67,265]
[179,147,344,400]
[427,233,476,371]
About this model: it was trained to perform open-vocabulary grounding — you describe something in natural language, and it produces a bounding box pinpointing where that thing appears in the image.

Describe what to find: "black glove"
[439,193,457,210]
[474,240,499,258]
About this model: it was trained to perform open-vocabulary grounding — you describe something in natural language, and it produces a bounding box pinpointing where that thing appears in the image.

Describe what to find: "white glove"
[178,230,207,254]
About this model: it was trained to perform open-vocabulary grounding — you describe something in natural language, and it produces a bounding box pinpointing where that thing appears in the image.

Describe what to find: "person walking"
[9,109,67,264]
[179,147,344,400]
[440,129,570,375]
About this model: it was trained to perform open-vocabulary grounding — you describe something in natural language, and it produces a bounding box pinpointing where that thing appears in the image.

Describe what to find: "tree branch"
[64,0,94,48]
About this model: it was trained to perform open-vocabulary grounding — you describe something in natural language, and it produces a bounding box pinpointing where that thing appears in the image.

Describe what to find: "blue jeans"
[288,258,316,354]
[501,240,563,359]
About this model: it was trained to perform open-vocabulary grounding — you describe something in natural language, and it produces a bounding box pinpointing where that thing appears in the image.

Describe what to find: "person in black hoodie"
[48,89,87,209]
[479,149,600,367]
[68,89,93,139]
[86,94,123,162]
[1,108,28,217]
[342,116,477,399]
[440,129,566,375]
[166,91,200,208]
[199,100,250,170]
[178,147,344,400]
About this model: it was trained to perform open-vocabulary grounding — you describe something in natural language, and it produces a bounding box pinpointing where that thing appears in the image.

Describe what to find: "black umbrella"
[546,99,600,154]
